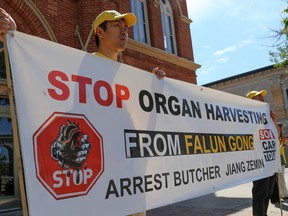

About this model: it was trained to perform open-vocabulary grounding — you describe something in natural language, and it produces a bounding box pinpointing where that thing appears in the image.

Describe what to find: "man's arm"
[270,110,281,137]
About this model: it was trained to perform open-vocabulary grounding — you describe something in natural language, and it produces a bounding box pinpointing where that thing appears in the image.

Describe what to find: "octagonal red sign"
[33,112,104,199]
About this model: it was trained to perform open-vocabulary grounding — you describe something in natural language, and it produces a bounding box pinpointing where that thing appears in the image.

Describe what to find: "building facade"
[204,65,288,134]
[0,0,199,213]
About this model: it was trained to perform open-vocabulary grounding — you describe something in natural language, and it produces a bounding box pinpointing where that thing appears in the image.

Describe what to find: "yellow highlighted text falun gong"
[185,134,254,154]
[124,130,254,158]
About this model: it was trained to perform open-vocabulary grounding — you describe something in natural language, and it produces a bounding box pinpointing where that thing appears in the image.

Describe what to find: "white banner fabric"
[6,31,281,216]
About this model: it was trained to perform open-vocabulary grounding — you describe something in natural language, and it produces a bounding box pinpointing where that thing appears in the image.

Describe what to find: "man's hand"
[0,8,16,41]
[152,67,166,79]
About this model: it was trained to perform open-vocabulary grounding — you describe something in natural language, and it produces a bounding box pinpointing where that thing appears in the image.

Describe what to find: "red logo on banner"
[33,112,104,199]
[259,129,275,140]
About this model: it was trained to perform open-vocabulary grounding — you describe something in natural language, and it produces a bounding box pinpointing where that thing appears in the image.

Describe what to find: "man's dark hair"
[95,21,107,48]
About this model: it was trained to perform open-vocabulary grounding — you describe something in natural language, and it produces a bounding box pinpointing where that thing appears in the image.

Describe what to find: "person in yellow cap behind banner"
[93,9,166,216]
[93,9,169,216]
[245,89,280,216]
[94,10,149,216]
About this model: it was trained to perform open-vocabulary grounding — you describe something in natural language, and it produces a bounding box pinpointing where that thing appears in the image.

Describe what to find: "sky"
[186,0,287,85]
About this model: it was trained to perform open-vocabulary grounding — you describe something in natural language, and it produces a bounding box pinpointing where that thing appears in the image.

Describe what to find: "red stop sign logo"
[33,112,104,199]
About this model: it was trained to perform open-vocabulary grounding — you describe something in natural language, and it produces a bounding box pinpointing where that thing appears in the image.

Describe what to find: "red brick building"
[0,0,199,213]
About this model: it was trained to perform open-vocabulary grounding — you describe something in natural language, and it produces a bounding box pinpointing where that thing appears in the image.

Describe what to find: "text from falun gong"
[124,130,254,158]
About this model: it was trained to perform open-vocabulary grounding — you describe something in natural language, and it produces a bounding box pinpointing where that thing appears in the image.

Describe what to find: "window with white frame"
[130,0,150,44]
[160,0,177,54]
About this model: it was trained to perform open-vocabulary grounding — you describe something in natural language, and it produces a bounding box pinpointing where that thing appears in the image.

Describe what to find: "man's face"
[100,19,128,52]
[252,94,264,102]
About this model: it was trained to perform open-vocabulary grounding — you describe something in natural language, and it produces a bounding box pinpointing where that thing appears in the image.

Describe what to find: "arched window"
[160,0,177,54]
[130,0,151,44]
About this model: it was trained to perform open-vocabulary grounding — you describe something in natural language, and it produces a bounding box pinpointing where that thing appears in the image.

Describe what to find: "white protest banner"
[6,31,281,216]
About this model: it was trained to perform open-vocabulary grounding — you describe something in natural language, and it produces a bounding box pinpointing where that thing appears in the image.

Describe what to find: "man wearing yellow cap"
[93,10,155,216]
[245,89,280,216]
[93,10,136,61]
[93,10,165,79]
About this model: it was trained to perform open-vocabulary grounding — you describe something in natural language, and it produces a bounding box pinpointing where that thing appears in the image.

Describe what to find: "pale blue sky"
[187,0,287,85]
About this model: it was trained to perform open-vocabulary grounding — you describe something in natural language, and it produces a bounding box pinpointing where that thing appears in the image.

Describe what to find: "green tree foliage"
[269,4,288,68]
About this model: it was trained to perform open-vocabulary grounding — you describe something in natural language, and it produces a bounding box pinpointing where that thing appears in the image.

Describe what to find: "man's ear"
[96,27,104,38]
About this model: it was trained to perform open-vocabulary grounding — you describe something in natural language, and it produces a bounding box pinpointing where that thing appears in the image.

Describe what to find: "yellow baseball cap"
[94,10,137,33]
[245,89,267,99]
